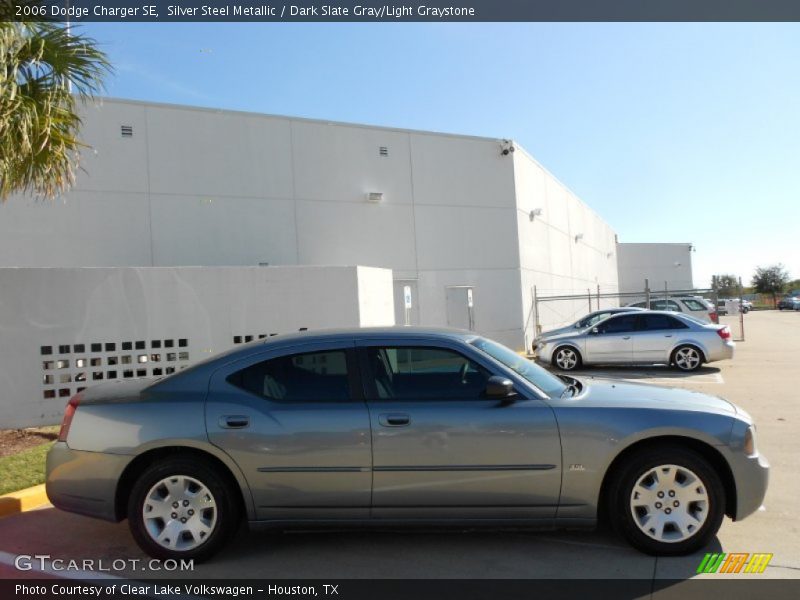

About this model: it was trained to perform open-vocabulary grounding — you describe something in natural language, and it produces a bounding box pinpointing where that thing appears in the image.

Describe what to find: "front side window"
[365,346,490,400]
[471,337,566,397]
[228,350,350,402]
[639,314,688,331]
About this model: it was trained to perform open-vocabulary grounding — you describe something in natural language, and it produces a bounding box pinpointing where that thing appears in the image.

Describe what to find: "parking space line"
[580,372,724,385]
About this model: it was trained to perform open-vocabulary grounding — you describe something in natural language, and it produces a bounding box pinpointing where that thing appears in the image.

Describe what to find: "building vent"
[379,146,388,157]
[121,125,133,137]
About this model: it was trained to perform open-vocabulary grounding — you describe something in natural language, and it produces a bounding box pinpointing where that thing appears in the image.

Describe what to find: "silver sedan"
[47,327,764,562]
[535,311,735,372]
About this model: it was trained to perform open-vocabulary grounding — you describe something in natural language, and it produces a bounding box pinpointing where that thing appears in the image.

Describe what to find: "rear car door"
[632,314,689,362]
[206,342,372,521]
[584,314,638,363]
[358,338,561,520]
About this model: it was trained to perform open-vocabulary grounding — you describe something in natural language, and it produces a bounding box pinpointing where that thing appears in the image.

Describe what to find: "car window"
[638,314,674,331]
[597,314,638,334]
[649,299,682,312]
[227,350,351,402]
[639,314,689,331]
[471,337,567,397]
[365,346,490,401]
[581,312,615,328]
[681,298,708,311]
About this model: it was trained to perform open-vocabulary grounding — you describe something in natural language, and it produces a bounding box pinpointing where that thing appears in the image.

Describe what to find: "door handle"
[220,415,250,429]
[664,334,673,338]
[622,336,631,340]
[378,413,410,427]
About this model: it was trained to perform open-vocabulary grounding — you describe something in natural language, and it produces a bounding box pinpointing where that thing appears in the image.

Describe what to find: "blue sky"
[82,23,800,288]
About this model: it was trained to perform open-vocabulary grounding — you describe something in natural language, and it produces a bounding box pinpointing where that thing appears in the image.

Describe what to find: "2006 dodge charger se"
[46,328,768,562]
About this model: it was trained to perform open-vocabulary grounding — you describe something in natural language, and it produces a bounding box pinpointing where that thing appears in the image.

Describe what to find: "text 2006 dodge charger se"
[47,328,768,562]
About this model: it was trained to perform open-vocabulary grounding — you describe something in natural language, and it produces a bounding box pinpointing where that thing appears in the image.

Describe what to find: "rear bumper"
[729,450,770,521]
[706,340,735,363]
[46,441,131,522]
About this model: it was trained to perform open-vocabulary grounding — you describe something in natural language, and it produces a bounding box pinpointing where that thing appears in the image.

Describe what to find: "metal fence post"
[645,279,650,309]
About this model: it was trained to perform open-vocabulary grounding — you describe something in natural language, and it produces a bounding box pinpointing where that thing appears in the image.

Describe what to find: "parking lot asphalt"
[0,311,798,581]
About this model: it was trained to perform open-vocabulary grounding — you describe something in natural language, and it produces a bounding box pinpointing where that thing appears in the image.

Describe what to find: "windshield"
[470,337,568,397]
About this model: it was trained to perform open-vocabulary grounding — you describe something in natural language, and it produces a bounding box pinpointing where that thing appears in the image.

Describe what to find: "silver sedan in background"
[532,306,644,354]
[536,311,734,371]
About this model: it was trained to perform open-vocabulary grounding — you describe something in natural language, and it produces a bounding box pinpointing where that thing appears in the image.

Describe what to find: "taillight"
[717,326,731,340]
[709,311,719,323]
[58,393,82,442]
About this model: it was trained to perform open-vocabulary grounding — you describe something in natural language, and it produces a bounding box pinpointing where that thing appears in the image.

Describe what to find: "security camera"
[500,140,515,156]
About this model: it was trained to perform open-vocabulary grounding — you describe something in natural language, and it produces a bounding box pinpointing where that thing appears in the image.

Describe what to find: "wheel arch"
[114,444,254,522]
[597,435,737,523]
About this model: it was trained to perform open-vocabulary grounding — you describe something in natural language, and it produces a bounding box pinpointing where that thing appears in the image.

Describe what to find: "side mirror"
[591,327,600,335]
[486,376,517,400]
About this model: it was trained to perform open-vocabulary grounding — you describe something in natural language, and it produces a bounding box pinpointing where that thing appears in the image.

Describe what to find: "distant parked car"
[717,299,751,315]
[536,311,734,372]
[627,297,718,323]
[532,307,645,354]
[777,297,800,311]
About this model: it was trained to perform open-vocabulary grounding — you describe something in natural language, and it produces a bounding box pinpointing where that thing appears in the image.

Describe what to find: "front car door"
[206,341,372,521]
[357,336,561,520]
[584,313,638,363]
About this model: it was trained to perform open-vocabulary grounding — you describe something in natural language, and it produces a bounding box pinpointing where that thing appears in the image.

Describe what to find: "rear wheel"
[607,446,725,555]
[672,345,703,372]
[128,458,239,562]
[552,346,582,371]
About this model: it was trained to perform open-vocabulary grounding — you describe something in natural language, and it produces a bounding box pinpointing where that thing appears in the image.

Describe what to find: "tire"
[606,445,725,555]
[552,345,582,371]
[127,458,239,562]
[671,345,703,372]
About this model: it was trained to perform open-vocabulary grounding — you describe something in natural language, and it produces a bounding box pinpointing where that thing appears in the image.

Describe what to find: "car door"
[206,341,372,520]
[357,338,561,520]
[584,313,638,363]
[631,314,688,362]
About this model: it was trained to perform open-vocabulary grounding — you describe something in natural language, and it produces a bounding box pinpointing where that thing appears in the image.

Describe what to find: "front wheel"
[127,458,239,562]
[672,345,703,372]
[607,446,725,555]
[552,346,582,371]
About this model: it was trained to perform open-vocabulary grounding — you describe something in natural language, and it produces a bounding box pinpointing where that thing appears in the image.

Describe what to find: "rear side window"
[228,350,350,402]
[639,314,689,331]
[365,346,490,401]
[598,315,638,334]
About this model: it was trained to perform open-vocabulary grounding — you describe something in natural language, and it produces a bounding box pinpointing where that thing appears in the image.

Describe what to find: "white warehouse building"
[0,98,685,426]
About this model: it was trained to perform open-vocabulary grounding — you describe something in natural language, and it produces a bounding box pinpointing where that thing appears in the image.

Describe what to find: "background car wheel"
[671,345,703,372]
[607,445,725,555]
[552,346,582,371]
[128,458,239,562]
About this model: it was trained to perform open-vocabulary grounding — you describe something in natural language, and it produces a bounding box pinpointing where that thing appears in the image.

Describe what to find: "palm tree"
[0,22,111,200]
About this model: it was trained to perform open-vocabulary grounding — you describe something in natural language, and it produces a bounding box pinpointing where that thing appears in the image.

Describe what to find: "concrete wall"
[0,266,394,428]
[617,243,694,294]
[0,98,627,352]
[512,148,619,346]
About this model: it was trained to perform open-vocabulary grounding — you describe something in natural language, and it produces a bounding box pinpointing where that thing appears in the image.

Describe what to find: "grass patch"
[0,441,54,495]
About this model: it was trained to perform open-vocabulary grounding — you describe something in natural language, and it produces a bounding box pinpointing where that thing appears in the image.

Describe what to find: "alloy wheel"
[142,475,218,551]
[555,348,578,370]
[674,347,701,371]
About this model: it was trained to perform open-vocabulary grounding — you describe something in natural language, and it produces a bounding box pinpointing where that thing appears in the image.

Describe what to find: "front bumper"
[46,441,131,522]
[723,444,769,521]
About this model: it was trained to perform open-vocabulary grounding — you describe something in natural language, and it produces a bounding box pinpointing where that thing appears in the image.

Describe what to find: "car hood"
[571,379,739,417]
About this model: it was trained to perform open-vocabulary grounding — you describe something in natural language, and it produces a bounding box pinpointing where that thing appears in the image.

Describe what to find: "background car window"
[366,346,490,400]
[639,314,688,331]
[649,299,682,312]
[582,312,611,328]
[228,350,350,402]
[598,314,638,334]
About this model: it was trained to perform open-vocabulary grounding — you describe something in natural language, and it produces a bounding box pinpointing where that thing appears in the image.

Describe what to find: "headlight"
[744,425,757,456]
